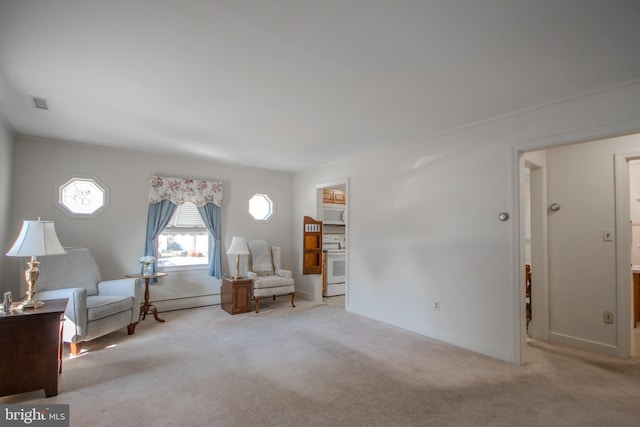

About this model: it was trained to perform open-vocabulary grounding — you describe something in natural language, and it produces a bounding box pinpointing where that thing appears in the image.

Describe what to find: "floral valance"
[148,175,223,207]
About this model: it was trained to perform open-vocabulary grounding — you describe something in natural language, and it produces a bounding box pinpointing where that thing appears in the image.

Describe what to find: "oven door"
[326,252,346,284]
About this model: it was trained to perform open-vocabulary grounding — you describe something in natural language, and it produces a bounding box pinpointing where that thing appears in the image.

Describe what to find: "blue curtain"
[144,199,177,279]
[197,203,222,278]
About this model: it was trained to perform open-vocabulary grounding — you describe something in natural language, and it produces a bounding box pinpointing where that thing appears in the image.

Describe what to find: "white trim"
[153,294,220,312]
[295,289,314,301]
[548,331,620,357]
[158,264,209,274]
[511,146,523,365]
[523,157,550,344]
[613,152,640,358]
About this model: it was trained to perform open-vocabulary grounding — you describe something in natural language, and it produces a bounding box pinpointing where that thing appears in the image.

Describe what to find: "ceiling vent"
[30,96,49,110]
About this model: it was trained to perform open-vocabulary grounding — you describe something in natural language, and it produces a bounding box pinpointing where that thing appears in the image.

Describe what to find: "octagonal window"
[58,177,108,218]
[249,193,274,222]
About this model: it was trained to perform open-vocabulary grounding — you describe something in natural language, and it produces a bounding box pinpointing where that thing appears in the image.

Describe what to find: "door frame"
[613,152,640,358]
[523,158,550,343]
[315,178,350,307]
[512,126,640,365]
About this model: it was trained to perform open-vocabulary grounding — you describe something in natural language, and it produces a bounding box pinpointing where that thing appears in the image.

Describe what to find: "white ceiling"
[1,1,639,172]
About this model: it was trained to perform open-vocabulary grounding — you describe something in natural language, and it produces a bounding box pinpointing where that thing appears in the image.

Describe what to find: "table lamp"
[6,218,66,308]
[226,236,249,279]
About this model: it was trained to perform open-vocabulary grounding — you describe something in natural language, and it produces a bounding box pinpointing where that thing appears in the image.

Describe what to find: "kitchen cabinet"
[323,189,346,205]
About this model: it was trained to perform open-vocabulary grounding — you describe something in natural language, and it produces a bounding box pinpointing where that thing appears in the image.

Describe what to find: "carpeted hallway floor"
[2,297,640,426]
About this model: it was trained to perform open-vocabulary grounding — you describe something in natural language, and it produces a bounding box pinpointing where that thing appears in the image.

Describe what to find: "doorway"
[626,159,640,357]
[519,153,550,362]
[316,179,349,309]
[518,136,640,364]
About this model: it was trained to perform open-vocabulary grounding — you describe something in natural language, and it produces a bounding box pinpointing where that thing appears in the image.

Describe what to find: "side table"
[221,276,253,315]
[126,272,167,323]
[0,298,68,398]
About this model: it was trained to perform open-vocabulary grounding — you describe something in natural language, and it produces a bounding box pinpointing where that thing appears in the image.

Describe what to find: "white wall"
[4,136,293,310]
[0,115,14,287]
[545,134,640,351]
[293,80,640,363]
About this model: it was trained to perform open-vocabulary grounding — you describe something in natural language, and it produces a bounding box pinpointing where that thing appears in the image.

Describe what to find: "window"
[57,177,108,218]
[157,202,209,268]
[249,193,274,222]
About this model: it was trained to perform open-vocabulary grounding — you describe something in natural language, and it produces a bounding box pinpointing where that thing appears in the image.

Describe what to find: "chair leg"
[255,297,260,313]
[128,322,138,335]
[70,342,83,356]
[291,292,296,307]
[273,295,276,301]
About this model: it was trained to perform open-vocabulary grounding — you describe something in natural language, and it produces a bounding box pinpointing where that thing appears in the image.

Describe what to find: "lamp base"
[233,254,243,280]
[22,298,44,309]
[23,257,44,308]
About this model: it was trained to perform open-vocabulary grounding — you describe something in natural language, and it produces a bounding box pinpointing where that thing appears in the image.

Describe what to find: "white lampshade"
[226,236,249,255]
[6,219,66,257]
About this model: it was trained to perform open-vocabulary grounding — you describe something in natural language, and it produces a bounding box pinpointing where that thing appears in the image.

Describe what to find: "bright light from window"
[58,177,107,217]
[249,193,274,222]
[158,202,210,268]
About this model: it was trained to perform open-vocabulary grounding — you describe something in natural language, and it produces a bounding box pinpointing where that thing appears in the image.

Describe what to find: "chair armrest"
[38,288,88,340]
[98,278,139,297]
[275,269,292,278]
[246,272,258,280]
[98,279,143,323]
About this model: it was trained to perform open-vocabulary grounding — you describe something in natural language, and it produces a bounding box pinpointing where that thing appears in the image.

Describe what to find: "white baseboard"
[549,331,621,357]
[151,289,314,313]
[295,290,314,301]
[152,294,220,312]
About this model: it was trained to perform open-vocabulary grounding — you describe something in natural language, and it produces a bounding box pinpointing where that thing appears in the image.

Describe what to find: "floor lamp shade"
[6,219,66,308]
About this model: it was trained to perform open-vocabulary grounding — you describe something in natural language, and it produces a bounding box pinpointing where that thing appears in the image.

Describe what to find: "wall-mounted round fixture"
[549,203,561,212]
[498,212,509,221]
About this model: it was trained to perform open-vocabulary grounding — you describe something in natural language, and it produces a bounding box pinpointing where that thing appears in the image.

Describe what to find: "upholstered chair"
[246,240,295,313]
[27,247,143,355]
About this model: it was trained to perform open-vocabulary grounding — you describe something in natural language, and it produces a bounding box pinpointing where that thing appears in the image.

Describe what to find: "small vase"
[142,263,153,277]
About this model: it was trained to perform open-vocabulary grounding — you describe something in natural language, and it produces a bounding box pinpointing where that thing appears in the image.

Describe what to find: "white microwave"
[323,206,345,225]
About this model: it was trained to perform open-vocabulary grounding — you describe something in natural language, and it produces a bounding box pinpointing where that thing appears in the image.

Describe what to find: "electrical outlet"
[434,301,440,311]
[604,311,614,324]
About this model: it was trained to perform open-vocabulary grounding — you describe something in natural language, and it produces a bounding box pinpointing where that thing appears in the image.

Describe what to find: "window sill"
[158,265,208,276]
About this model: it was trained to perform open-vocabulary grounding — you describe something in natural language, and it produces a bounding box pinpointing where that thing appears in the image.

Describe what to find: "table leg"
[140,277,165,323]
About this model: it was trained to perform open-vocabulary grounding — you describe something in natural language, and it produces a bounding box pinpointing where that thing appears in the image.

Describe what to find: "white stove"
[323,234,346,296]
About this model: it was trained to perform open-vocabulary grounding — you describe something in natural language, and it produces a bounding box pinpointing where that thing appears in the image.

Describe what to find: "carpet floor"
[2,298,640,426]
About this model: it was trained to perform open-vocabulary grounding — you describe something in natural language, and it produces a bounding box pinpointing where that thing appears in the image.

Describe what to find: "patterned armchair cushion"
[248,240,274,276]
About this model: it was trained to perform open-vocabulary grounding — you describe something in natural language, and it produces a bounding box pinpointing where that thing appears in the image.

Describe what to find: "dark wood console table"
[0,298,68,398]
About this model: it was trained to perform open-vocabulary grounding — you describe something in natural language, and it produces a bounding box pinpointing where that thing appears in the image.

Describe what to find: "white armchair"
[28,247,143,355]
[246,240,295,313]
